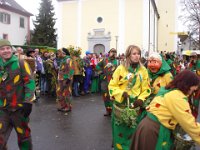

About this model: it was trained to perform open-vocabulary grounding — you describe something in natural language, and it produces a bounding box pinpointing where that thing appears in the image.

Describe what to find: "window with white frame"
[0,12,10,24]
[20,17,25,28]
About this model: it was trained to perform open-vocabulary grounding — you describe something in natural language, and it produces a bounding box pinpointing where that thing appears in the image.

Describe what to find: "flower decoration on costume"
[67,45,82,56]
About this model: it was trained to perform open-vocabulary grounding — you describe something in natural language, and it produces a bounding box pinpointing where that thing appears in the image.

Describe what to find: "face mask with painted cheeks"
[147,58,162,73]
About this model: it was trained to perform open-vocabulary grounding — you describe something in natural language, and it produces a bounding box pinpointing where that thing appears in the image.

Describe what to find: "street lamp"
[115,36,119,50]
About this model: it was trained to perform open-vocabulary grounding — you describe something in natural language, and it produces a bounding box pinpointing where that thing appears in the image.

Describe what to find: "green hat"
[0,39,11,48]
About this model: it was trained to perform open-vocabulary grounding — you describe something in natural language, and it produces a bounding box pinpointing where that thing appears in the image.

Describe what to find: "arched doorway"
[88,28,111,54]
[93,44,105,54]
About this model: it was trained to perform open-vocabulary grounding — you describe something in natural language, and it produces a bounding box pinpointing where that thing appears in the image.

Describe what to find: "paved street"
[6,93,200,150]
[7,94,112,150]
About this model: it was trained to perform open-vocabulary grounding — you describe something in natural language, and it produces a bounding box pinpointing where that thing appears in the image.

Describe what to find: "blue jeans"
[83,67,92,92]
[40,76,48,92]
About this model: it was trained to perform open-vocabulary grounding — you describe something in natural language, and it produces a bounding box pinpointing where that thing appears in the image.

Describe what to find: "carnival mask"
[147,58,162,73]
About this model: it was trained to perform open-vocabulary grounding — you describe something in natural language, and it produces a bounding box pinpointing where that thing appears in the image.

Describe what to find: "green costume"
[108,64,151,150]
[0,55,35,149]
[96,57,118,115]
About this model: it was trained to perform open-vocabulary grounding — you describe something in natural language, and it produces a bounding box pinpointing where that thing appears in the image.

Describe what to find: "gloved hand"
[122,92,129,100]
[133,99,143,108]
[21,103,32,118]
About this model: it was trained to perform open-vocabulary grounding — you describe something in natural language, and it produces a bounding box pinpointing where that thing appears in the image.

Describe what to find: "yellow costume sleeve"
[108,65,125,103]
[165,91,200,145]
[152,72,173,94]
[164,72,173,85]
[108,65,151,103]
[138,67,151,101]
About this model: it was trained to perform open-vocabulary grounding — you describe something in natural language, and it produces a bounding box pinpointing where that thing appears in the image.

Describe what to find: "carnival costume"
[0,54,35,149]
[96,57,118,115]
[188,58,200,118]
[130,87,200,150]
[108,64,151,150]
[57,55,74,112]
[83,55,92,93]
[148,54,173,96]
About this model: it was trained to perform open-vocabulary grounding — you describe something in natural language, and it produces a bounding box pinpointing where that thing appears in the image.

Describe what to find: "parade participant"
[45,52,58,97]
[147,52,173,95]
[56,48,74,112]
[108,45,151,150]
[91,53,99,93]
[96,48,118,116]
[15,47,25,59]
[188,52,200,73]
[135,52,174,123]
[70,46,84,97]
[26,49,39,102]
[130,70,200,150]
[164,53,176,75]
[187,52,200,118]
[0,39,35,149]
[40,51,49,95]
[34,49,45,96]
[83,51,92,94]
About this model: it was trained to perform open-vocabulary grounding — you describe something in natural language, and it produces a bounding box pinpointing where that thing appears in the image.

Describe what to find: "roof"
[178,34,188,42]
[0,0,33,17]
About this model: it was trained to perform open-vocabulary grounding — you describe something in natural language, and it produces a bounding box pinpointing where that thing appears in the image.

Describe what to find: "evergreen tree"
[31,0,57,47]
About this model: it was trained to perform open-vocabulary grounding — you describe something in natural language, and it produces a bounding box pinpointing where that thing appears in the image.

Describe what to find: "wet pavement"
[6,93,200,150]
[7,93,113,150]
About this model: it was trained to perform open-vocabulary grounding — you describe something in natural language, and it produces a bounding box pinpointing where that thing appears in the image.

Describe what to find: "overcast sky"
[15,0,187,31]
[15,0,57,29]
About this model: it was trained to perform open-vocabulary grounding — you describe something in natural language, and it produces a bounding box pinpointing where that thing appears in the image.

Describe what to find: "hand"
[133,99,143,108]
[122,92,129,100]
[65,79,71,84]
[21,103,32,118]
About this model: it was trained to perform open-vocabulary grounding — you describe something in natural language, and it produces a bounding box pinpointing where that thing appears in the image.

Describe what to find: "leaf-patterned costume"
[56,56,74,111]
[0,55,35,149]
[131,88,200,150]
[108,64,151,150]
[96,57,118,115]
[147,58,173,103]
[72,56,85,96]
[45,59,58,96]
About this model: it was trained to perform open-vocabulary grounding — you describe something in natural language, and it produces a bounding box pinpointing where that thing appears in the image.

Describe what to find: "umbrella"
[182,50,192,56]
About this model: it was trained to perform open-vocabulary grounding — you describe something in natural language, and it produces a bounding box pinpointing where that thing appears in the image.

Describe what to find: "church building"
[56,0,178,55]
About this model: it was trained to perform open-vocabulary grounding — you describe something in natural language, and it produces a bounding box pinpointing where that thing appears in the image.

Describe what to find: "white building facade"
[0,0,32,45]
[56,0,177,55]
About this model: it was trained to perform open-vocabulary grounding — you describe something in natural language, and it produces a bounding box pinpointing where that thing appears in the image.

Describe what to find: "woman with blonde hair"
[108,45,151,150]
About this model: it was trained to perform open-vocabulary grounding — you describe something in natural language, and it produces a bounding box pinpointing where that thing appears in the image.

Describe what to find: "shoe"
[80,91,85,96]
[33,98,39,103]
[57,108,64,112]
[104,113,111,117]
[57,107,71,112]
[62,108,71,112]
[74,95,80,97]
[85,91,90,94]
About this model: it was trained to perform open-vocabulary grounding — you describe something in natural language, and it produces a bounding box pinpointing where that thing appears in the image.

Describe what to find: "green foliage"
[67,45,82,56]
[31,0,57,47]
[115,106,139,128]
